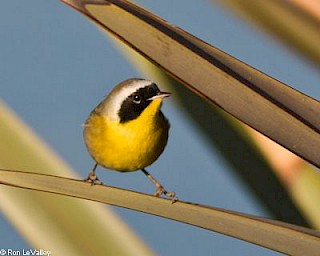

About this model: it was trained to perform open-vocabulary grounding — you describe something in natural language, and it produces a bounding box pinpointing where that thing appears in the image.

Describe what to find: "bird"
[83,78,176,199]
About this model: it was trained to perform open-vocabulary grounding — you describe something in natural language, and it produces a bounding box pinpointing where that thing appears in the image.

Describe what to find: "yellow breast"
[83,99,169,172]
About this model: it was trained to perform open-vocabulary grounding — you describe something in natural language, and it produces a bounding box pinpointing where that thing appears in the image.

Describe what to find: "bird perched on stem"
[83,78,176,199]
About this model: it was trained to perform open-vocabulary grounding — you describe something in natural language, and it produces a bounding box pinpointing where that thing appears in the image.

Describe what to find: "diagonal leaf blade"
[61,0,320,169]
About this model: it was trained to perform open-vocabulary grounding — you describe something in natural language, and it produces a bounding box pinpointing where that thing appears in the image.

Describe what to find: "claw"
[154,184,178,203]
[84,163,102,185]
[84,172,102,185]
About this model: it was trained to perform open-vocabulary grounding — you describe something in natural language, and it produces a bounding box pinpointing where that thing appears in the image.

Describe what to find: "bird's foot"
[84,171,102,185]
[154,185,178,203]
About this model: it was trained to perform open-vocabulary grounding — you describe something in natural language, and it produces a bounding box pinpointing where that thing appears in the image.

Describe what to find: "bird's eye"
[132,94,141,104]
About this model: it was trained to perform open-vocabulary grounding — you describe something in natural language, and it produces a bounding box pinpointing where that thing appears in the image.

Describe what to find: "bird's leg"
[84,163,102,185]
[141,168,177,202]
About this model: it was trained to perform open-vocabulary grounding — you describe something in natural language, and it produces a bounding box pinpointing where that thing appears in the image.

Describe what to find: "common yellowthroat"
[83,78,175,198]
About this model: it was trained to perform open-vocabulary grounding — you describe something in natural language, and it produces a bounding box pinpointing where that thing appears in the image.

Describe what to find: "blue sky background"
[1,1,320,255]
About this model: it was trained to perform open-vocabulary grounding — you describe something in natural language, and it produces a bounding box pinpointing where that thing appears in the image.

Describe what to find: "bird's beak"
[149,91,171,100]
